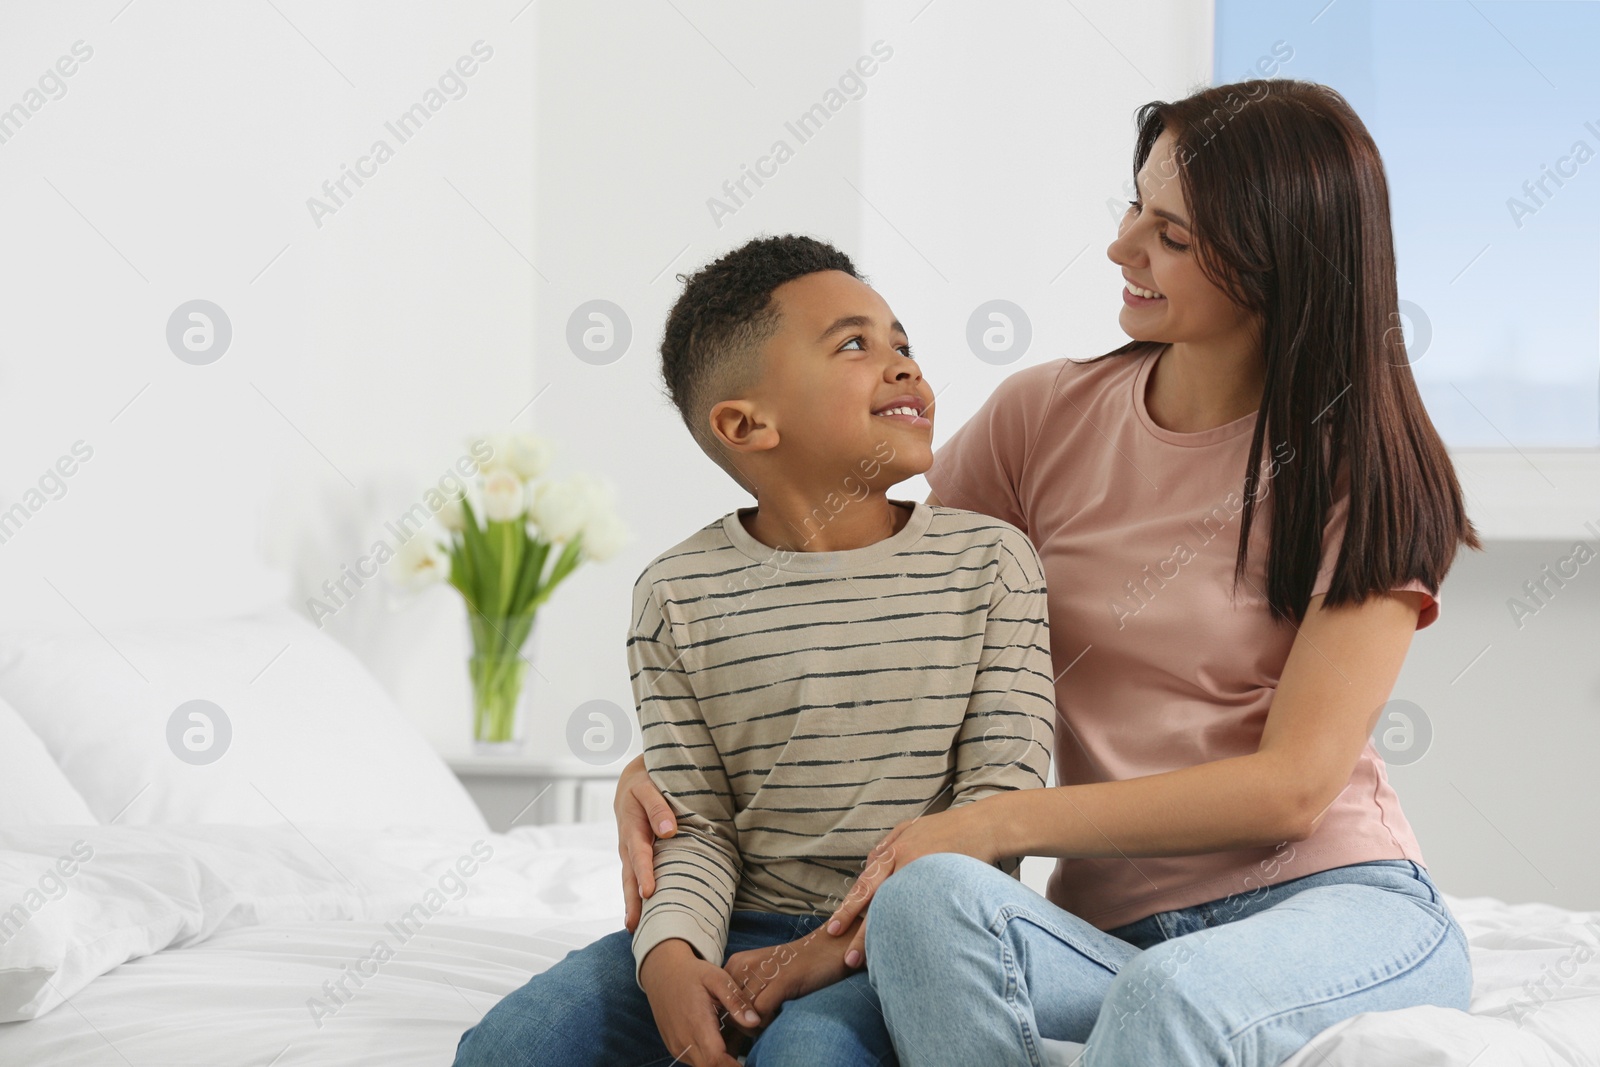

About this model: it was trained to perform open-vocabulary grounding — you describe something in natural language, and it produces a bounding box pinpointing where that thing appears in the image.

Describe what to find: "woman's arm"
[827,588,1426,943]
[989,588,1426,858]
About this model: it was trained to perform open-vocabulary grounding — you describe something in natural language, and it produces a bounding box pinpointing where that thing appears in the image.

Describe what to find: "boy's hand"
[639,939,759,1067]
[723,916,864,1025]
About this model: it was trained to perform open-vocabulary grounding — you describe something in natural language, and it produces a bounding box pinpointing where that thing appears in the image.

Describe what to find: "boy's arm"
[947,531,1057,868]
[724,914,865,1026]
[627,572,742,983]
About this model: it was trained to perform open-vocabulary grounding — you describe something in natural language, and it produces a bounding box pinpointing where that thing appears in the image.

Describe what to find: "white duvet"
[1,821,1595,1066]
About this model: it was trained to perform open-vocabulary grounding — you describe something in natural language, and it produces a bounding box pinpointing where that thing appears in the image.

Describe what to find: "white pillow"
[0,822,620,1021]
[0,699,97,825]
[0,607,486,833]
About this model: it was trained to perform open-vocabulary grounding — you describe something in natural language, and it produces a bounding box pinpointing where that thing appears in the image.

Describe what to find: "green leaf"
[508,536,550,616]
[446,538,471,600]
[457,497,492,610]
[531,537,584,608]
[491,518,524,618]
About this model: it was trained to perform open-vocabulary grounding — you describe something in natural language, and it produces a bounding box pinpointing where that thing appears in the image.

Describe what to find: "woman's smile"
[1121,276,1166,307]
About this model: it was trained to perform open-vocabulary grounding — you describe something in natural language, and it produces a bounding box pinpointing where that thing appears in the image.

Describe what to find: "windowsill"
[1448,449,1600,541]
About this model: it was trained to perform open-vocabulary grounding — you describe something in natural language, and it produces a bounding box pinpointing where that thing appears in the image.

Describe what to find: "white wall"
[2,0,1593,909]
[1386,538,1600,914]
[0,0,537,743]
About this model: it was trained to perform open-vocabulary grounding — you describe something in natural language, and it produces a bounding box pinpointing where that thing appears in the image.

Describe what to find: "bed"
[2,608,1597,1066]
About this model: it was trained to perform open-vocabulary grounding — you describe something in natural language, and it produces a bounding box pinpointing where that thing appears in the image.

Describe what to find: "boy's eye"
[840,336,916,359]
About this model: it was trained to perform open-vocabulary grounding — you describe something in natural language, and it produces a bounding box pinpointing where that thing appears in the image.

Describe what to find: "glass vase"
[467,609,538,754]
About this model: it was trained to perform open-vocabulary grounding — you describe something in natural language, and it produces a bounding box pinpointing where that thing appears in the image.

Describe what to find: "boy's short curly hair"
[659,234,860,494]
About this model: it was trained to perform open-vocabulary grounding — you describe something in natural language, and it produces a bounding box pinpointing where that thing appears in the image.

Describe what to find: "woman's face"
[1106,128,1257,348]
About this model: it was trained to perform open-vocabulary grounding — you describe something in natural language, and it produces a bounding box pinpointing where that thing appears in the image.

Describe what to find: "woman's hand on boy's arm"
[615,753,679,933]
[827,803,1003,967]
[723,915,865,1025]
[640,939,759,1067]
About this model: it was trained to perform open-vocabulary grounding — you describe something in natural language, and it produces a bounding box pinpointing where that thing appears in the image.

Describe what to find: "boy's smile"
[870,392,932,428]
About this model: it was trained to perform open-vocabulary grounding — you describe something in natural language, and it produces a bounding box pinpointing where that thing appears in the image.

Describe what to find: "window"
[1215,0,1599,447]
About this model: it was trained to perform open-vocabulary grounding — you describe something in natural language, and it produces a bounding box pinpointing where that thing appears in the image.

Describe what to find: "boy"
[454,235,1056,1067]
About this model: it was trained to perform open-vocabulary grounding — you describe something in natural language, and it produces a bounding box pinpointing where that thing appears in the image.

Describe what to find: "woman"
[615,78,1479,1065]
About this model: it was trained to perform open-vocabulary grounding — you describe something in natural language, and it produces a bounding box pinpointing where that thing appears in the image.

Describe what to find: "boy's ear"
[709,399,778,454]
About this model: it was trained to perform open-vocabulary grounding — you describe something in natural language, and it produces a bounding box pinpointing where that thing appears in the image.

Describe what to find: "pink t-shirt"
[925,346,1434,931]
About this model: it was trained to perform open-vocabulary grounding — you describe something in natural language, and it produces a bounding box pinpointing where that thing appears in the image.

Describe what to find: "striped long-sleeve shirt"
[626,499,1056,978]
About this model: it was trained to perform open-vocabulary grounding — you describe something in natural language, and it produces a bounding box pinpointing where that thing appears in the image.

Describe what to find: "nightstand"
[446,755,624,831]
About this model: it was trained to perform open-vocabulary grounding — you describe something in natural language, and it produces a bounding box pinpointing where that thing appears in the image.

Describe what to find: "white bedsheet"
[1,822,1595,1066]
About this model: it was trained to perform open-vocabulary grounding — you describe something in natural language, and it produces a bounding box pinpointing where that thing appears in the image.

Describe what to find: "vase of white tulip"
[388,433,629,754]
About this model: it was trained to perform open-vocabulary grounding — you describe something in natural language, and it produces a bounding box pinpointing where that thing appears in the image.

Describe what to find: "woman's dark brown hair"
[1099,78,1479,624]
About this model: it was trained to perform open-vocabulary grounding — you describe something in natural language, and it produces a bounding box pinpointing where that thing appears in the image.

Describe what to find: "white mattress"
[1,822,1595,1066]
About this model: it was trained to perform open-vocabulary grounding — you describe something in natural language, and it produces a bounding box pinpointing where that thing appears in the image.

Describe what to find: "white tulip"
[469,432,553,481]
[437,493,467,532]
[468,435,499,474]
[388,535,450,590]
[528,475,596,542]
[481,468,525,523]
[579,507,630,562]
[502,433,553,481]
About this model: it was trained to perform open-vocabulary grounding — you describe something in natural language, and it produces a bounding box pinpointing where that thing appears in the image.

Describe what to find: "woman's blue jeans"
[864,853,1473,1067]
[452,911,894,1066]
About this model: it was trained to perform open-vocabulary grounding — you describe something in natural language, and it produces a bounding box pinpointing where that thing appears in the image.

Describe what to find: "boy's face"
[715,270,934,495]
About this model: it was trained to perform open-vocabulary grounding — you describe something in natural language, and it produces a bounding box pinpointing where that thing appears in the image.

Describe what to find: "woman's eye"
[1129,198,1189,251]
[898,343,916,359]
[840,336,865,351]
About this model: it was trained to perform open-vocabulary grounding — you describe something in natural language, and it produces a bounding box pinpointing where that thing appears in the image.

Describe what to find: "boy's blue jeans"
[864,853,1474,1067]
[452,910,895,1067]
